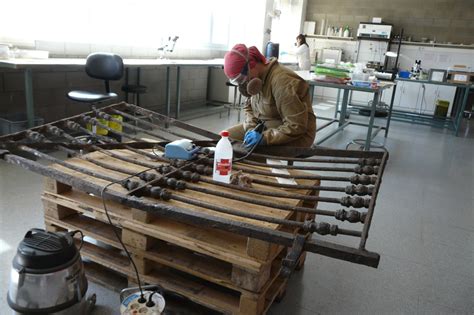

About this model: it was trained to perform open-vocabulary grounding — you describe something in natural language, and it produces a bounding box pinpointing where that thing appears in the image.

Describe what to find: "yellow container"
[108,114,123,133]
[86,118,109,135]
[434,99,449,117]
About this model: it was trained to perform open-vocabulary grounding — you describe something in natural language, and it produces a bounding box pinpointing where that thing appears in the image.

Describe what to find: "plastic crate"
[0,113,44,135]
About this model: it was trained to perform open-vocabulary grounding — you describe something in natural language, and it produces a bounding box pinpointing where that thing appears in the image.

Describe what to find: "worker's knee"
[227,124,245,141]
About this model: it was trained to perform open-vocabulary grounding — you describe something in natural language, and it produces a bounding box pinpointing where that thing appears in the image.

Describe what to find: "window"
[0,0,252,50]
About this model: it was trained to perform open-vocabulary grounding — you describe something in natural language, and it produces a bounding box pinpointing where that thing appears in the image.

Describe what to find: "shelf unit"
[390,40,474,50]
[305,34,355,41]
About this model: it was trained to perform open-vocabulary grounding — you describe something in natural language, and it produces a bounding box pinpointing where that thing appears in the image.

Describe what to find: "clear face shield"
[229,62,249,85]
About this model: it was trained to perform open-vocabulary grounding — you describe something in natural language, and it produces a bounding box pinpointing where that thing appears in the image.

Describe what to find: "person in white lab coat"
[295,34,311,71]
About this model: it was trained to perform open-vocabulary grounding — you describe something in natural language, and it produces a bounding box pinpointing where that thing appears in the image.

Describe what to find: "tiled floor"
[0,103,473,314]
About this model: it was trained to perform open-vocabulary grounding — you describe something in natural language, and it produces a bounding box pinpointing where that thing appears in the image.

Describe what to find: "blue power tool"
[164,139,200,160]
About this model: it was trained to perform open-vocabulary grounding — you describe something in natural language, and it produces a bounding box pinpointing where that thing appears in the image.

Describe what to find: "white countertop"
[0,58,226,69]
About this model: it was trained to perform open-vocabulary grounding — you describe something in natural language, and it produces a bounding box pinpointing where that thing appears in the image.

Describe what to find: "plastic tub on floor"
[0,113,44,135]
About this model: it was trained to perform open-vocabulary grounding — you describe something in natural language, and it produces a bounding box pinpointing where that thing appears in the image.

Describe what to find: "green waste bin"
[434,99,450,117]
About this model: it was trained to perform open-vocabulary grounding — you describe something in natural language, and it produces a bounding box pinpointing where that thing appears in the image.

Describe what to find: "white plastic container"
[213,130,233,183]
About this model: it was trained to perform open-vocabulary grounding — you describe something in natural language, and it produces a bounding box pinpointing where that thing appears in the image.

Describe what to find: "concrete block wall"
[0,65,212,124]
[306,0,474,44]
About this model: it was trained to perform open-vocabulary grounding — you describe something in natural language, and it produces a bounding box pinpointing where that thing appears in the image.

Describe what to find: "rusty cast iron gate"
[0,102,388,275]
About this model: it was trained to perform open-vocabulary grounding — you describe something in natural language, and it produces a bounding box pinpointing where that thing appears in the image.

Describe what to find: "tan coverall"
[227,59,316,147]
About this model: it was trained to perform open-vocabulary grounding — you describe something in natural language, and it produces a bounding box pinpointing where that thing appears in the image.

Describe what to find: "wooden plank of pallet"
[53,155,296,230]
[42,190,265,272]
[45,212,274,293]
[79,240,240,314]
[80,239,289,315]
[84,261,221,315]
[45,215,301,314]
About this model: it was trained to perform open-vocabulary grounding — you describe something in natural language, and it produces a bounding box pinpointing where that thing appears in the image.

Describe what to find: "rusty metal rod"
[96,111,174,142]
[134,180,361,236]
[236,159,379,174]
[124,104,220,140]
[122,167,359,236]
[195,160,377,185]
[42,126,151,178]
[108,108,198,140]
[167,193,361,237]
[82,115,160,145]
[162,176,366,223]
[189,177,369,208]
[190,175,371,207]
[63,121,167,168]
[17,145,126,184]
[75,117,169,162]
[30,129,370,222]
[0,151,379,267]
[201,175,372,197]
[239,153,382,166]
[250,177,373,195]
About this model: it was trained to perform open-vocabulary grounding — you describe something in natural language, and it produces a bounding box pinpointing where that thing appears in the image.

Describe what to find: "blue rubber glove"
[244,130,263,148]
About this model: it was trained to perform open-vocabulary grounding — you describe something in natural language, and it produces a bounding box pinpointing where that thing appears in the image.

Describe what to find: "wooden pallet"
[46,211,300,315]
[42,183,311,287]
[41,148,318,314]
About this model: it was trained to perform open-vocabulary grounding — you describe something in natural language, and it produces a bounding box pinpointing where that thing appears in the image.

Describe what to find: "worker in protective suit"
[223,44,316,148]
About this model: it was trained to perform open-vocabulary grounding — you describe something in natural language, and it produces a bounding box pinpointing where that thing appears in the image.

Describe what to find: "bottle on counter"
[213,130,233,183]
[326,25,332,36]
[343,26,350,38]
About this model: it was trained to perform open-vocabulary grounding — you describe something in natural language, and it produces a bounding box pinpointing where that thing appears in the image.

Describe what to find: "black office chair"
[67,52,124,106]
[67,52,124,141]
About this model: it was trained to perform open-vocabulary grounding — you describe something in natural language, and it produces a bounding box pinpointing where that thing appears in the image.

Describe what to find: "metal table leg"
[175,66,181,119]
[384,84,397,137]
[454,86,469,136]
[364,92,379,150]
[25,69,35,128]
[339,89,350,127]
[165,66,171,118]
[335,89,341,118]
[136,67,141,106]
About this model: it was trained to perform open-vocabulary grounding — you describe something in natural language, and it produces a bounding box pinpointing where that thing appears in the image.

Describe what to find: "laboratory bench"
[0,58,226,128]
[295,71,396,151]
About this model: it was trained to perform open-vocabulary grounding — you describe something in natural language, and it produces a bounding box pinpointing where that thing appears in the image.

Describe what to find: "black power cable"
[100,167,157,304]
[233,120,265,163]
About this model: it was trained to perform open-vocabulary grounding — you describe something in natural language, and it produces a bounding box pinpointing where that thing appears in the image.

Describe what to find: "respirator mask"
[229,49,263,97]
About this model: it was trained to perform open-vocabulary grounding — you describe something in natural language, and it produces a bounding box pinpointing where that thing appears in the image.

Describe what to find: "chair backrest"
[85,52,124,92]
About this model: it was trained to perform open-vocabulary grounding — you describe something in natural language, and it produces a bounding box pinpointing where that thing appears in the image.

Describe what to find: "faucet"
[158,36,179,59]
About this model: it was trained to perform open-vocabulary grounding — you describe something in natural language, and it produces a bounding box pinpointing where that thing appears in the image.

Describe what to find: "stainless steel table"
[295,71,397,150]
